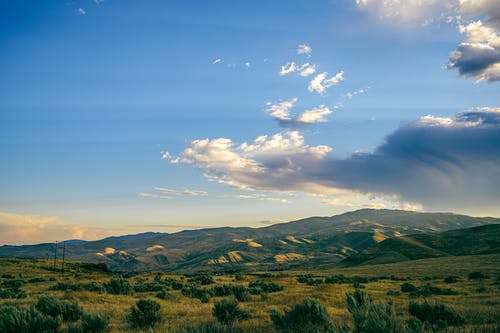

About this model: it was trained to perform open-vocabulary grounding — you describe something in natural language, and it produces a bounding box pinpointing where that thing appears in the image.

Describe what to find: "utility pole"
[53,241,58,270]
[61,241,66,273]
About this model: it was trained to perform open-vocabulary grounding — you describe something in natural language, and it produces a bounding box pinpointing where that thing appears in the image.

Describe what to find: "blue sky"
[0,0,499,244]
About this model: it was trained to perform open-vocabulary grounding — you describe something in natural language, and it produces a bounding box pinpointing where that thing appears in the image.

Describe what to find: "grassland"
[1,254,499,332]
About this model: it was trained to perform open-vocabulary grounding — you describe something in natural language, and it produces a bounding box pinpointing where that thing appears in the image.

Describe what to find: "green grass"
[0,254,499,332]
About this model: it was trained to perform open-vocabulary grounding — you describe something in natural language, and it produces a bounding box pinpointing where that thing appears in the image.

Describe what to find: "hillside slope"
[340,224,500,266]
[0,209,497,272]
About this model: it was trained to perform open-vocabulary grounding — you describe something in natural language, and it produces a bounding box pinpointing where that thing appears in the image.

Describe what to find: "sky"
[0,0,499,244]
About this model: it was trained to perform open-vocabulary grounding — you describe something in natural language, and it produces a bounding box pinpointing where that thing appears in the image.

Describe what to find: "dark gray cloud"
[326,109,500,212]
[449,41,500,82]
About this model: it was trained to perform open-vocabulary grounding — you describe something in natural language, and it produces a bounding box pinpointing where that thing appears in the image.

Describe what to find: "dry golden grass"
[0,254,498,332]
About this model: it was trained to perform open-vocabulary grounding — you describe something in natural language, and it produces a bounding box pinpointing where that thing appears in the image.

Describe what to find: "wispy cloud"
[232,193,290,203]
[346,88,368,99]
[138,187,208,200]
[265,99,333,127]
[297,44,312,56]
[308,71,345,94]
[154,187,208,197]
[279,62,316,77]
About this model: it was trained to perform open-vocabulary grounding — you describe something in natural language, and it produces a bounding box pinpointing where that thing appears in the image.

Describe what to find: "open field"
[1,254,499,332]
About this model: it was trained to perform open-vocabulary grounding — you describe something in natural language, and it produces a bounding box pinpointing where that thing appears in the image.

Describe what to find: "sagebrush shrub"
[127,299,161,328]
[35,295,82,322]
[212,297,250,325]
[270,298,330,332]
[408,301,465,330]
[0,304,61,333]
[81,312,110,333]
[346,289,405,333]
[104,276,133,295]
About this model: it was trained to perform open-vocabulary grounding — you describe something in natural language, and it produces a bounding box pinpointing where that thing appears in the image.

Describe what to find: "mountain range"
[0,209,498,272]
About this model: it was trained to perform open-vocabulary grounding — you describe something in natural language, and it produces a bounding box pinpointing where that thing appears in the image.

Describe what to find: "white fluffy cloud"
[170,131,334,193]
[355,0,500,82]
[265,98,298,121]
[308,71,345,94]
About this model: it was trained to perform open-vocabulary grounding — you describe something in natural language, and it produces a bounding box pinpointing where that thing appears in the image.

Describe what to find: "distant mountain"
[340,224,500,267]
[0,209,498,272]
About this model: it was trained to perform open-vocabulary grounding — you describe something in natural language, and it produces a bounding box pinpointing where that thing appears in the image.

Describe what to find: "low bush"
[50,281,104,293]
[248,280,283,293]
[409,301,465,331]
[104,276,133,295]
[0,304,61,333]
[127,299,161,329]
[173,321,243,333]
[270,298,330,332]
[28,277,46,283]
[156,288,172,300]
[0,287,26,299]
[81,312,110,333]
[346,289,405,333]
[188,273,214,285]
[210,285,250,302]
[297,274,324,286]
[35,295,82,322]
[133,281,165,292]
[401,282,418,293]
[386,289,401,296]
[444,276,459,283]
[468,272,488,280]
[212,297,250,325]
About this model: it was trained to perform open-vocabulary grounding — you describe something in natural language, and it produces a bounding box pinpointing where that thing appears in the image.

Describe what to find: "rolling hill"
[0,209,498,272]
[340,224,500,266]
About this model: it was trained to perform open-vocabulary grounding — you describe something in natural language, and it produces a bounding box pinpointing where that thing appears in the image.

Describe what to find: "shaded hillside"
[0,209,497,272]
[341,224,500,266]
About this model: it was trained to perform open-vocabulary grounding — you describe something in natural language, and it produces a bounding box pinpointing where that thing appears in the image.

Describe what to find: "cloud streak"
[138,187,208,200]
